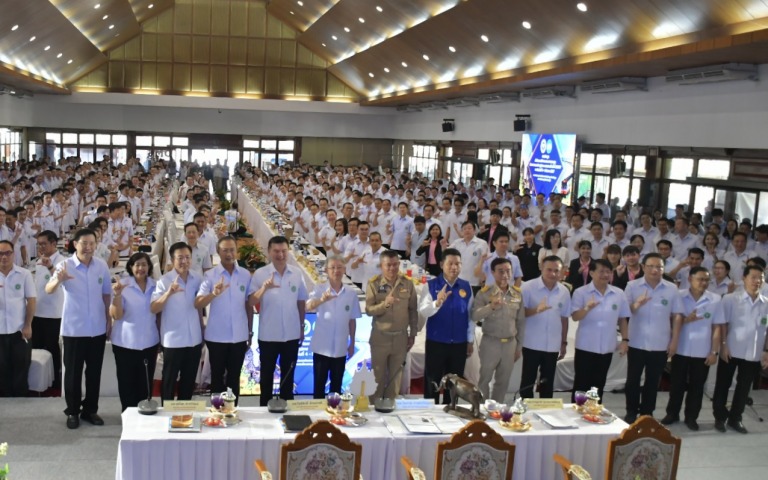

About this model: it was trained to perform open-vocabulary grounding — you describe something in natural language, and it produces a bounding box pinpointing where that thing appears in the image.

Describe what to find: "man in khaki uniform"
[472,257,525,402]
[365,250,418,400]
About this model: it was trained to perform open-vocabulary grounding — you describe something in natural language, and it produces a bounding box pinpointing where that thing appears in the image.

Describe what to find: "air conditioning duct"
[520,86,576,99]
[665,63,758,85]
[580,77,647,94]
[478,92,520,103]
[446,97,480,107]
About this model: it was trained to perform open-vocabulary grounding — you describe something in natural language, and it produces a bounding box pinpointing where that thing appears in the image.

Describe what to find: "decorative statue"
[434,374,485,420]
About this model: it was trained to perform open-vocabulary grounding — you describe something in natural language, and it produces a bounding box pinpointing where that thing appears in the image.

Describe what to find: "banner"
[521,133,576,196]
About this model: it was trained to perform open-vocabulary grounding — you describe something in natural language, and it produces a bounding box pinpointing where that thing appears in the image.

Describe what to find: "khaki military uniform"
[365,273,418,400]
[471,284,525,402]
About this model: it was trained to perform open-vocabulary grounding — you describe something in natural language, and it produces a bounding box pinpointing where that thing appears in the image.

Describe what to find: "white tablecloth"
[116,405,626,480]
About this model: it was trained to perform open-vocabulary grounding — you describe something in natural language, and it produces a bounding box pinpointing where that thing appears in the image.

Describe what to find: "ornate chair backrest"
[435,420,515,480]
[281,420,362,480]
[606,416,681,480]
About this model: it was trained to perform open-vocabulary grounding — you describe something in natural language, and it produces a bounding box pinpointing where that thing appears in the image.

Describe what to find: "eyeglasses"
[0,251,13,257]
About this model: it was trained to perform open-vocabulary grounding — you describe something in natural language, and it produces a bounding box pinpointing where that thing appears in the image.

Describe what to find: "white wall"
[2,64,768,150]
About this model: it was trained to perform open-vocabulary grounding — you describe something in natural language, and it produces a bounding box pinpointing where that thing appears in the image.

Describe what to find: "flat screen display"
[521,133,577,197]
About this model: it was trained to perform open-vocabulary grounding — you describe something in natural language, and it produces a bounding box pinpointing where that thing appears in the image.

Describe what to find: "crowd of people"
[1,156,767,437]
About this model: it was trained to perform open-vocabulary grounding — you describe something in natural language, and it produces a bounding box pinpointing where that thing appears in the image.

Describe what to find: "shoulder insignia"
[511,285,521,293]
[480,285,490,293]
[370,274,380,283]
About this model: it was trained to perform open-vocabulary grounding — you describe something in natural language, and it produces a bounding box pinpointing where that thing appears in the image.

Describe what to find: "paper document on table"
[535,410,579,429]
[397,415,466,434]
[382,416,409,435]
[432,415,467,434]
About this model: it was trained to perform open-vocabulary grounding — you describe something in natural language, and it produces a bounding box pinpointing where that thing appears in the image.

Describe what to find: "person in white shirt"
[450,221,489,293]
[708,260,734,296]
[0,240,36,397]
[669,247,704,291]
[109,252,159,412]
[46,228,112,429]
[722,232,754,287]
[656,239,679,272]
[635,213,659,246]
[31,230,65,391]
[372,199,396,247]
[249,236,308,406]
[565,213,590,260]
[661,267,724,430]
[178,223,213,276]
[390,202,414,259]
[478,232,523,288]
[671,217,700,259]
[151,242,205,403]
[195,237,255,403]
[712,265,768,434]
[409,216,428,269]
[306,256,361,399]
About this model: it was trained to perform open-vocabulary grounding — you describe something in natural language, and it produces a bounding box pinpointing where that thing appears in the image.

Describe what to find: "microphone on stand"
[267,362,296,413]
[374,360,407,413]
[138,358,159,415]
[512,377,547,404]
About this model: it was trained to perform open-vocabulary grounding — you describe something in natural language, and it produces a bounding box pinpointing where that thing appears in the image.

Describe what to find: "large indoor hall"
[2,1,768,480]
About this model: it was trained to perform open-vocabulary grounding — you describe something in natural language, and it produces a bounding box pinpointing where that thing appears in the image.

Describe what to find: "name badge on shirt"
[761,316,768,326]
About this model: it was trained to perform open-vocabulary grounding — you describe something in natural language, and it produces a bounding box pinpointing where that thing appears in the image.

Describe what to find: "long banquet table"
[116,405,626,480]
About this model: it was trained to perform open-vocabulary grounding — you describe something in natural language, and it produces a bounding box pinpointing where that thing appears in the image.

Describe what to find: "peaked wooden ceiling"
[2,0,768,106]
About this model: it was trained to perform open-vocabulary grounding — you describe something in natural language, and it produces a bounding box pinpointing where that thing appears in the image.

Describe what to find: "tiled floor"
[3,389,767,479]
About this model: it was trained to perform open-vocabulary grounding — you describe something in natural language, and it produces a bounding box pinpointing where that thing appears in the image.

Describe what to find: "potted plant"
[238,242,266,272]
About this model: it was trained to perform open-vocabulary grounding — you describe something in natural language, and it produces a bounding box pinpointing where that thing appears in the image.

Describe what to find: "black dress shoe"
[714,419,726,432]
[660,415,679,426]
[727,420,748,434]
[66,415,80,429]
[623,414,637,424]
[80,413,104,426]
[684,418,699,431]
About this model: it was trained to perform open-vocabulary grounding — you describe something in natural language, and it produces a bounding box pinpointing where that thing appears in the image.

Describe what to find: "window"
[46,132,61,143]
[136,136,152,147]
[664,158,694,180]
[112,134,128,146]
[173,137,188,146]
[79,133,94,144]
[243,139,260,148]
[698,159,730,180]
[595,154,612,175]
[62,133,78,144]
[278,140,295,151]
[261,140,277,150]
[96,134,111,145]
[154,136,170,147]
[632,156,646,176]
[408,144,438,179]
[580,153,595,172]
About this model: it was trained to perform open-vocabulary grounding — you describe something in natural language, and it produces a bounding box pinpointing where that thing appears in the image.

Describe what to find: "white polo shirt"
[450,236,489,287]
[199,264,255,343]
[721,291,768,362]
[153,270,203,348]
[482,252,523,287]
[58,255,111,337]
[572,282,631,354]
[676,289,724,358]
[362,247,385,292]
[671,233,700,259]
[309,283,361,358]
[391,215,414,251]
[111,277,159,350]
[521,277,571,352]
[345,240,370,284]
[252,264,308,342]
[188,243,213,276]
[33,252,65,319]
[0,265,36,334]
[722,250,754,286]
[624,278,683,351]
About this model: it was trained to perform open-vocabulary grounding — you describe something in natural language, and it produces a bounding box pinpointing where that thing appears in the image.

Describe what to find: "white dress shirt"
[572,283,631,354]
[676,289,724,358]
[309,283,361,358]
[481,252,522,287]
[450,236,489,287]
[199,264,256,343]
[391,215,414,251]
[721,291,768,362]
[33,252,65,319]
[0,265,36,334]
[57,255,112,337]
[521,277,571,352]
[624,277,683,351]
[153,270,203,348]
[251,264,308,342]
[111,277,159,350]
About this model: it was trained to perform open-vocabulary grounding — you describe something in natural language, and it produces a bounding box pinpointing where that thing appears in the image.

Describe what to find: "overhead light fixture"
[297,1,304,5]
[376,6,383,13]
[29,36,36,42]
[109,24,114,29]
[422,54,430,61]
[331,35,337,40]
[401,62,408,67]
[480,34,489,42]
[57,53,63,58]
[368,72,374,78]
[359,17,365,23]
[44,45,50,51]
[344,27,350,32]
[321,43,326,47]
[94,3,100,9]
[11,25,18,31]
[290,11,294,15]
[103,14,109,20]
[148,3,154,9]
[67,59,73,64]
[577,2,588,12]
[522,21,532,29]
[383,67,390,73]
[448,46,456,53]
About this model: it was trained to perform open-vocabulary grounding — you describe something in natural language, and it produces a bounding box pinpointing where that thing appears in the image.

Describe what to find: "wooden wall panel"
[246,67,264,94]
[173,63,191,90]
[157,35,173,63]
[142,63,157,89]
[210,65,228,92]
[142,34,157,62]
[174,36,192,63]
[157,63,173,91]
[230,38,247,65]
[210,2,229,36]
[210,37,229,64]
[228,66,246,93]
[124,62,141,89]
[191,64,210,91]
[192,36,210,63]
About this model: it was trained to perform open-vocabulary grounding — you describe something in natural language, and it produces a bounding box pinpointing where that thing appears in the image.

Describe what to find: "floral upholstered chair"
[254,420,363,480]
[401,420,515,480]
[606,416,681,480]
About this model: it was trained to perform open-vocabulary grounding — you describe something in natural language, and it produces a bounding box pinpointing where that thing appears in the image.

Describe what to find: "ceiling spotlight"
[321,43,326,47]
[522,21,532,29]
[331,35,337,40]
[480,34,489,42]
[577,2,588,12]
[368,72,374,78]
[148,3,154,8]
[376,6,383,12]
[422,54,430,61]
[297,0,303,5]
[11,25,18,31]
[109,24,114,29]
[44,45,50,51]
[67,59,73,64]
[401,62,408,67]
[344,27,350,32]
[57,53,63,58]
[29,36,36,42]
[290,11,294,14]
[448,46,456,52]
[384,67,390,72]
[94,3,100,9]
[359,17,365,23]
[103,14,109,20]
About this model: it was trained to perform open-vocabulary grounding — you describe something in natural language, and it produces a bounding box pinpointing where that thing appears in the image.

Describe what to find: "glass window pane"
[620,155,633,177]
[632,156,646,177]
[96,134,111,145]
[63,147,78,158]
[630,179,641,208]
[577,174,592,200]
[261,139,277,150]
[62,133,78,144]
[758,192,768,226]
[154,136,170,147]
[580,153,595,172]
[595,154,612,175]
[96,148,111,161]
[243,139,259,148]
[136,136,152,147]
[112,134,128,146]
[278,140,294,151]
[277,153,293,165]
[478,148,489,160]
[611,177,630,209]
[113,148,127,164]
[698,159,730,180]
[593,175,610,205]
[489,165,501,185]
[502,149,512,165]
[79,133,94,144]
[665,183,691,217]
[664,158,694,180]
[445,147,453,157]
[693,186,715,220]
[173,137,188,146]
[80,148,94,163]
[735,192,756,224]
[46,132,61,143]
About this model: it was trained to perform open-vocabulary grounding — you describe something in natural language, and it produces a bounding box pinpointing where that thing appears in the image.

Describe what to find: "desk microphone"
[267,362,296,413]
[512,377,547,403]
[374,360,407,413]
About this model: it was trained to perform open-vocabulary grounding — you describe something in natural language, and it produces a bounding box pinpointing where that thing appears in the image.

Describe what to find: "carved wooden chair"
[606,415,681,480]
[553,453,592,480]
[401,420,515,479]
[254,420,363,480]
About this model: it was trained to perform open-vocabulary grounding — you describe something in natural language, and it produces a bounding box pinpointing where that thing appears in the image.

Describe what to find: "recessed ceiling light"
[29,36,36,42]
[368,72,374,78]
[376,6,383,12]
[94,3,100,9]
[480,34,489,42]
[401,62,408,67]
[103,14,109,20]
[44,45,50,51]
[577,2,588,12]
[11,25,18,31]
[290,11,294,15]
[448,46,456,53]
[522,21,532,29]
[359,17,365,23]
[67,59,73,64]
[57,53,63,58]
[109,24,114,29]
[148,3,154,9]
[383,67,390,73]
[321,43,326,47]
[297,1,303,5]
[344,27,350,32]
[422,54,430,61]
[331,35,337,40]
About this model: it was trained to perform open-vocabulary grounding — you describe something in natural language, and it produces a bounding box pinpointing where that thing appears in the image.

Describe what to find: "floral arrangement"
[0,442,9,480]
[238,241,266,271]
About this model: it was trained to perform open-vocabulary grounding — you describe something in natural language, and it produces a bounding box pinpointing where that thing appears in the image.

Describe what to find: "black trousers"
[112,343,158,412]
[520,347,558,398]
[161,343,202,402]
[258,339,300,406]
[31,316,61,390]
[712,356,761,423]
[625,347,667,416]
[426,263,441,277]
[572,349,613,403]
[313,353,346,399]
[0,332,31,397]
[666,354,710,421]
[62,335,106,416]
[206,340,248,403]
[424,340,467,404]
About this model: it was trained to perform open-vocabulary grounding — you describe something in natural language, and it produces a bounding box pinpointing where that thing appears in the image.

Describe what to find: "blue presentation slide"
[521,133,576,196]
